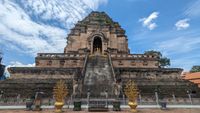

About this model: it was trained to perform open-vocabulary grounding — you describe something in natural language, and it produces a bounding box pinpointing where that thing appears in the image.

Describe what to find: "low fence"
[0,97,200,106]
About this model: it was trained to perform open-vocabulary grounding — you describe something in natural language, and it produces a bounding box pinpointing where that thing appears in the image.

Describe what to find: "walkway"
[0,105,200,109]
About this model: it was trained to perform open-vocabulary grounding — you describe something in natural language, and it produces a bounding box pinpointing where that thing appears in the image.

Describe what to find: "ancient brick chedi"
[0,11,200,98]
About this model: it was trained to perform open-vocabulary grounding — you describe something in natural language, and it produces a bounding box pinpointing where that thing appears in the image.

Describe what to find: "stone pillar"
[105,89,108,107]
[155,91,159,105]
[139,93,142,104]
[87,89,90,108]
[172,93,176,103]
[123,94,125,105]
[187,90,192,104]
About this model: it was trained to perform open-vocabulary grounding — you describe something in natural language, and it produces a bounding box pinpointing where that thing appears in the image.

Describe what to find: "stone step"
[82,55,115,98]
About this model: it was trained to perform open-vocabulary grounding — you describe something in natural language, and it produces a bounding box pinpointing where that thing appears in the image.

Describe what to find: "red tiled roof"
[190,80,200,84]
[184,72,200,80]
[184,72,200,88]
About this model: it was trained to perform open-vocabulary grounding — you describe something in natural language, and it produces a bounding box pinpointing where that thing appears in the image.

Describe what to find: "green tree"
[144,50,162,57]
[144,50,170,68]
[160,57,170,68]
[0,50,2,63]
[190,66,200,73]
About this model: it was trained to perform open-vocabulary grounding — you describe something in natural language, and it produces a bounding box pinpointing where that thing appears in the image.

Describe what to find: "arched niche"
[92,36,102,54]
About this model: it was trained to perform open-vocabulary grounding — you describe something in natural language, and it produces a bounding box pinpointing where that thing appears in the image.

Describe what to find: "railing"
[0,98,56,106]
[110,54,159,59]
[1,97,200,106]
[81,53,89,79]
[108,53,116,82]
[37,53,85,58]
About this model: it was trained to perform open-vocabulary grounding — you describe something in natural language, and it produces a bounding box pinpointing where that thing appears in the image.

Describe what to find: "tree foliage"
[159,57,170,68]
[0,50,2,63]
[144,50,162,57]
[0,50,2,57]
[145,50,170,68]
[190,66,200,73]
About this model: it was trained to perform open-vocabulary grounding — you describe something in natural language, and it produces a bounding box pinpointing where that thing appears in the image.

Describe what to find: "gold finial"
[53,80,68,113]
[124,80,138,113]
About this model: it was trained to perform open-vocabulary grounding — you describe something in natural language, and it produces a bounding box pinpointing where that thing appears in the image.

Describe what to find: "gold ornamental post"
[53,80,68,113]
[124,80,138,113]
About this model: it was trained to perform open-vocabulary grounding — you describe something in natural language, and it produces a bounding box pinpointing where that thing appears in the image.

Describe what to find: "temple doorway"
[93,37,102,54]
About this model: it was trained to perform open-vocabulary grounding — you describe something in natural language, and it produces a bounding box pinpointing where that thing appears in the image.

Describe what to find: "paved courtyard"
[0,109,199,113]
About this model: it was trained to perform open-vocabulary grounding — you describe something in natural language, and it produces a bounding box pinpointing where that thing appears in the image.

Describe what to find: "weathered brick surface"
[1,11,200,99]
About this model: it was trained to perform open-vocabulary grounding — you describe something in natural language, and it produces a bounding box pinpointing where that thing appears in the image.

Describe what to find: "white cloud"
[0,1,67,55]
[8,61,35,67]
[175,19,190,30]
[152,30,200,70]
[139,12,159,30]
[20,0,108,28]
[5,61,35,78]
[83,0,108,10]
[156,36,200,55]
[0,0,107,56]
[185,0,200,17]
[156,36,200,71]
[3,67,10,78]
[171,56,200,71]
[130,16,200,71]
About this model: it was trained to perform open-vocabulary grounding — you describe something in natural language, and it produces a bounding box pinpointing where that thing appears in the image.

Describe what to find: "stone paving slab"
[0,109,199,113]
[1,105,200,109]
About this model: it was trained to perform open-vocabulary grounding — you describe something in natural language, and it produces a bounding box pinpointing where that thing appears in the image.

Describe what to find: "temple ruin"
[0,11,200,102]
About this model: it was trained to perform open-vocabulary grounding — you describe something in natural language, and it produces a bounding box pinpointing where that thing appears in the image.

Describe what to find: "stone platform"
[1,11,200,103]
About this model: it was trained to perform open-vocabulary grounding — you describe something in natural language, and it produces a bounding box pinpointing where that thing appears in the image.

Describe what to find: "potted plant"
[73,100,81,111]
[113,100,121,111]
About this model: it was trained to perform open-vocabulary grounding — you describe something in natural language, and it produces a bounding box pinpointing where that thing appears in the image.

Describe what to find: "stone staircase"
[82,54,115,98]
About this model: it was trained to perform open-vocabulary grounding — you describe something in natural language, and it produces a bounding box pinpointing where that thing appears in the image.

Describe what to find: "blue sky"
[0,0,200,71]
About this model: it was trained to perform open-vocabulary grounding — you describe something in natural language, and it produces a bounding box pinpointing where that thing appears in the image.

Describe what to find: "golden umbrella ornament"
[124,80,139,113]
[53,80,68,113]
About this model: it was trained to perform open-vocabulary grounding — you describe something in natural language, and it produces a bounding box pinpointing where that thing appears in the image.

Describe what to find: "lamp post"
[87,89,90,108]
[138,90,142,104]
[17,94,20,103]
[187,90,192,105]
[172,93,176,103]
[122,93,125,105]
[155,88,159,105]
[0,91,3,101]
[105,89,108,107]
